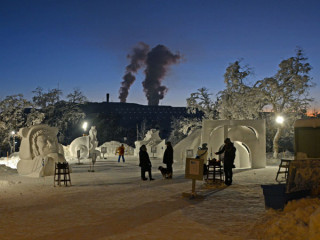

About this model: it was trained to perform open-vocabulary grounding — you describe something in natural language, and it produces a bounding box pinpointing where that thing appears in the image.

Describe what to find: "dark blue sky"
[1,0,320,108]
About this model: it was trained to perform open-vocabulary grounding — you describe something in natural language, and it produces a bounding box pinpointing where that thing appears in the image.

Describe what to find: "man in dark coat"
[139,145,154,181]
[215,138,236,186]
[163,141,173,179]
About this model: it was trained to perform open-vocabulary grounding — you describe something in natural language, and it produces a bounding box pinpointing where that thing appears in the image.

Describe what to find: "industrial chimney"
[106,93,110,103]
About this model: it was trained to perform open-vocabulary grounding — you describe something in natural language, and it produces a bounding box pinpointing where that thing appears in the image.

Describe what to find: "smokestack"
[119,42,149,103]
[143,45,181,106]
[106,93,110,103]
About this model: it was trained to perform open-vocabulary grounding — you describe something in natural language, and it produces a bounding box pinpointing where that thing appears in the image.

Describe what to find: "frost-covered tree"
[25,108,45,127]
[169,88,216,145]
[256,48,313,158]
[186,87,218,120]
[218,60,264,120]
[66,88,88,104]
[30,87,87,144]
[44,101,86,144]
[32,87,62,108]
[137,119,148,141]
[0,94,32,153]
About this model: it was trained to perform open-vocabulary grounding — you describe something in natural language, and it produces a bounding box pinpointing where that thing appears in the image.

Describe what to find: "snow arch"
[202,120,266,169]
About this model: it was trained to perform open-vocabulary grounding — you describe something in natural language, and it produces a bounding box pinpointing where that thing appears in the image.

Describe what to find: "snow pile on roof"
[253,197,320,240]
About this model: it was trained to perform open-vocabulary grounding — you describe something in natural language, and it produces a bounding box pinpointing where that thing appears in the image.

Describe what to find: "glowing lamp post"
[275,116,284,124]
[82,122,88,136]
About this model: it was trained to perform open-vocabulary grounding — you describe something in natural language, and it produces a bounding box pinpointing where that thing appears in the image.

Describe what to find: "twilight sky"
[1,0,320,108]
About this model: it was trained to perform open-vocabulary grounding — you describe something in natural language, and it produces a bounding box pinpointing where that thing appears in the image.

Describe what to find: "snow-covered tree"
[25,109,45,127]
[169,88,215,145]
[44,101,86,144]
[66,88,88,104]
[186,87,218,120]
[218,60,264,120]
[256,48,313,158]
[0,94,32,153]
[32,87,62,108]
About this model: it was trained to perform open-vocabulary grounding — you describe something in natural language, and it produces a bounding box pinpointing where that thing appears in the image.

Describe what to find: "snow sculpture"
[69,126,100,159]
[69,136,89,159]
[89,126,98,154]
[17,124,66,177]
[98,141,134,156]
[202,120,266,168]
[174,120,266,169]
[134,129,165,158]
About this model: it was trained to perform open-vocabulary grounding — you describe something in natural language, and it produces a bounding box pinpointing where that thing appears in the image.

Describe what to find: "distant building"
[80,102,203,146]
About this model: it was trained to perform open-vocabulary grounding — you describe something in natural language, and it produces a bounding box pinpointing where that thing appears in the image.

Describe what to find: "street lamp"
[276,116,284,124]
[82,122,88,136]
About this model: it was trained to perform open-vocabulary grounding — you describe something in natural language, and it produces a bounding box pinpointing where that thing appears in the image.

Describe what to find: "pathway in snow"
[0,156,278,240]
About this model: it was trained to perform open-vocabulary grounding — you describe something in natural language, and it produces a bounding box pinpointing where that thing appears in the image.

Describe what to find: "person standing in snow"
[139,145,154,181]
[163,141,173,179]
[116,144,125,163]
[215,138,236,186]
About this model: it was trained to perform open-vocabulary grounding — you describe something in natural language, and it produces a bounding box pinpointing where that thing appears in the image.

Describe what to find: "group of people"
[116,142,174,181]
[138,142,173,181]
[116,138,236,185]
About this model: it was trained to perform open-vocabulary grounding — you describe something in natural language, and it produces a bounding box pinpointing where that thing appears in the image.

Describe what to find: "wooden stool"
[54,162,72,187]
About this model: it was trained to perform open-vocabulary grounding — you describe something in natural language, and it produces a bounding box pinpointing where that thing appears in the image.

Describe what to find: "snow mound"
[253,197,320,240]
[0,156,20,169]
[0,164,18,174]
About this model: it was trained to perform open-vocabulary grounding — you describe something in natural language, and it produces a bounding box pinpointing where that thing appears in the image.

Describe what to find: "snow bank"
[0,156,19,169]
[253,197,320,240]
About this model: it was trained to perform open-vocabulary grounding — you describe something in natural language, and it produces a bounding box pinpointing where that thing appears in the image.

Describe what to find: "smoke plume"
[119,42,149,102]
[143,45,181,105]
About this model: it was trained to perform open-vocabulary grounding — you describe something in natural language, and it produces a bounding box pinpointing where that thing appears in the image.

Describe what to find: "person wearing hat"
[163,141,174,179]
[215,138,236,186]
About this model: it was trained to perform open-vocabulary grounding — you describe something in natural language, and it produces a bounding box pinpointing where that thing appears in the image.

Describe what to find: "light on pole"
[276,116,284,124]
[82,122,88,136]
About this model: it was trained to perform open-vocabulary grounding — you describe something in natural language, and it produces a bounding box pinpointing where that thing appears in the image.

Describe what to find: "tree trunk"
[273,126,282,158]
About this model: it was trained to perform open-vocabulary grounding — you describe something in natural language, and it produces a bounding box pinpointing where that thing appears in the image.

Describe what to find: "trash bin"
[261,184,287,210]
[261,184,310,210]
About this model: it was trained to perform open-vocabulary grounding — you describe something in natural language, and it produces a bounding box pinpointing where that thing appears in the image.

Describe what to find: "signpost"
[151,146,157,158]
[76,149,83,165]
[101,147,107,159]
[88,153,97,172]
[183,158,204,199]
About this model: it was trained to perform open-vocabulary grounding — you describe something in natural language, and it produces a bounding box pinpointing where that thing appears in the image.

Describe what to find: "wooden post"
[192,179,196,196]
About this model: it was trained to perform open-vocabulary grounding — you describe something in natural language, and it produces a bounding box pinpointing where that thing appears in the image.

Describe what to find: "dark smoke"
[119,42,149,102]
[143,45,181,105]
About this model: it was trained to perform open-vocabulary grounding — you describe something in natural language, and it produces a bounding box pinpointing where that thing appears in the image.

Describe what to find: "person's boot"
[149,173,155,181]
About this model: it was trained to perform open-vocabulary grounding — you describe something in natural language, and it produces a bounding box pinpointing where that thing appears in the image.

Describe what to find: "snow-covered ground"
[0,155,319,240]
